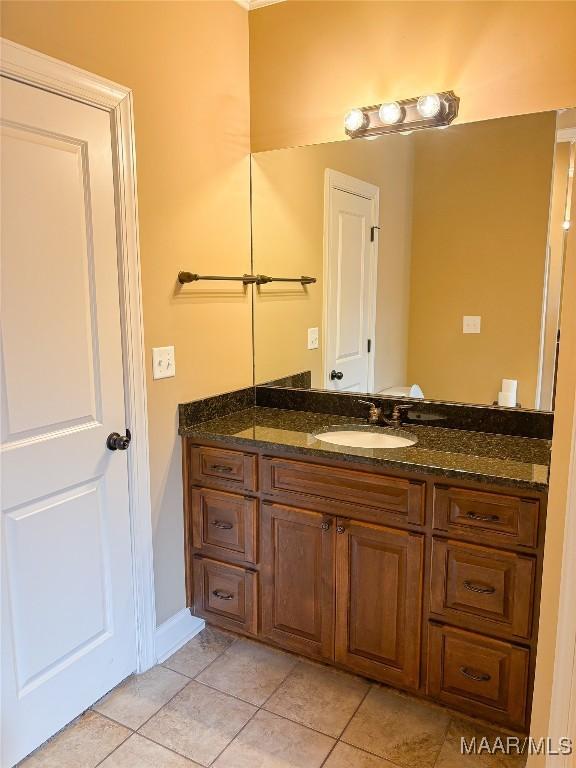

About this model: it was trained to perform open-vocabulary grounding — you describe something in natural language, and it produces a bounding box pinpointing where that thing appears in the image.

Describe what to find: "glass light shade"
[417,93,442,119]
[344,109,367,132]
[378,102,403,125]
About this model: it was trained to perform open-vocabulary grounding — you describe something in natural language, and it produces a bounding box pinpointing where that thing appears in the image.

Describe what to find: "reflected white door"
[1,77,136,766]
[324,172,378,392]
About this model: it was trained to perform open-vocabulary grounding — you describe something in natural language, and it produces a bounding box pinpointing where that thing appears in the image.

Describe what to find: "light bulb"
[417,93,442,119]
[378,101,403,125]
[344,109,367,133]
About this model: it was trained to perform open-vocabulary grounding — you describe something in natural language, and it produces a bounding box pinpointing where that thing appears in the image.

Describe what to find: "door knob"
[107,429,132,451]
[330,370,344,381]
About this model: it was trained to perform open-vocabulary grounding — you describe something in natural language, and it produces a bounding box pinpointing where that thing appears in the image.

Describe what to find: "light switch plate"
[308,327,319,350]
[463,316,481,334]
[152,346,175,379]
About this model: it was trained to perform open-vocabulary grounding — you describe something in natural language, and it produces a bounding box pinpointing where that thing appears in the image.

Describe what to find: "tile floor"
[19,626,528,768]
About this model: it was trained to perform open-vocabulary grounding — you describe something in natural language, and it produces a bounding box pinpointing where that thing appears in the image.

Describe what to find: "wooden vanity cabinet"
[183,437,546,731]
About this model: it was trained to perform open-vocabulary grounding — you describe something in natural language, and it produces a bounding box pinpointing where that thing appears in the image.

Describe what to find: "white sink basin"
[315,429,417,449]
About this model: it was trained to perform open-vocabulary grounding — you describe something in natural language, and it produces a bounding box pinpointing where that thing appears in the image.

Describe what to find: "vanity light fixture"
[416,93,442,119]
[378,101,404,125]
[344,90,459,138]
[344,108,368,133]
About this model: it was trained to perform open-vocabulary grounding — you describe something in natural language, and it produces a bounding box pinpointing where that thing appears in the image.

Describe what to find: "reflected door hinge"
[370,226,380,242]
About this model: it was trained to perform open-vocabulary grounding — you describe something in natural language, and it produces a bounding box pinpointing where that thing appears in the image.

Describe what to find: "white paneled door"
[1,77,136,766]
[324,171,379,393]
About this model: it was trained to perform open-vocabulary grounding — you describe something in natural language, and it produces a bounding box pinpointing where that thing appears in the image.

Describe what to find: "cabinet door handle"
[321,520,331,531]
[212,589,234,600]
[463,580,496,595]
[336,524,345,534]
[465,511,500,523]
[210,464,233,473]
[211,520,234,530]
[459,666,491,683]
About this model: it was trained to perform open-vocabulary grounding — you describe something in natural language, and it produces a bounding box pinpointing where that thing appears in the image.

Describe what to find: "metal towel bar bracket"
[178,271,316,286]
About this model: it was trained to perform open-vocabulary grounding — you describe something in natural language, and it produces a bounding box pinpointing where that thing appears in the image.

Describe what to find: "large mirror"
[251,110,575,411]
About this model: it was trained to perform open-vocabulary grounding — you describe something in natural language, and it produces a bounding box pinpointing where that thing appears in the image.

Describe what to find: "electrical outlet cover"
[462,316,481,334]
[307,327,319,350]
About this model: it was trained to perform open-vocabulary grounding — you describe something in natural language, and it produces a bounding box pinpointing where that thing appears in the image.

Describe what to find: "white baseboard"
[155,609,205,664]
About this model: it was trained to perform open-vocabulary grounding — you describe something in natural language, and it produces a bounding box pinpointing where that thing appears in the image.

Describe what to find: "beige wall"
[252,136,414,390]
[249,1,576,152]
[530,170,576,766]
[407,113,556,406]
[0,0,252,625]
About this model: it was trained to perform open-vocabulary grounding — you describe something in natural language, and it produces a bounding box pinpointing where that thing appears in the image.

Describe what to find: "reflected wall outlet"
[152,346,175,379]
[463,316,481,334]
[308,327,319,350]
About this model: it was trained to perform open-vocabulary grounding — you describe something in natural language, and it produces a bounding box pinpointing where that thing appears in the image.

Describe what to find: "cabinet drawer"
[193,557,258,635]
[192,488,257,564]
[190,445,257,492]
[427,624,529,730]
[430,540,535,639]
[261,457,424,526]
[433,486,539,548]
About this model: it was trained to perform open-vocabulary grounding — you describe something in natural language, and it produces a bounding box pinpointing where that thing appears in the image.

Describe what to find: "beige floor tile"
[264,660,369,737]
[212,710,335,768]
[195,638,298,705]
[138,680,256,765]
[324,742,398,767]
[99,733,200,767]
[341,686,450,768]
[162,626,236,678]
[93,666,189,729]
[435,718,528,767]
[18,711,130,768]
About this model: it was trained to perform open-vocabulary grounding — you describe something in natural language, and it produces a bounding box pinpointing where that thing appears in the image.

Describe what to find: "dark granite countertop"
[179,406,551,491]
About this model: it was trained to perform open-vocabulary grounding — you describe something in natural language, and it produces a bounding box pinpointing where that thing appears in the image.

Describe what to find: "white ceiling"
[234,0,286,10]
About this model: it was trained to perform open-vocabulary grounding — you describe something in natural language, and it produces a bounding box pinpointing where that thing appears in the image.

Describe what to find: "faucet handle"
[391,403,414,421]
[357,399,382,423]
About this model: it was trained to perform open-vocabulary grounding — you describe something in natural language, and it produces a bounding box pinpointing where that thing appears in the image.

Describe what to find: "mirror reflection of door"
[324,170,378,392]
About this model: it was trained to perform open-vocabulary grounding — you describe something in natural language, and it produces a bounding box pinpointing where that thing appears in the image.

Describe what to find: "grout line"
[92,729,133,768]
[206,703,261,766]
[319,684,372,767]
[162,645,236,681]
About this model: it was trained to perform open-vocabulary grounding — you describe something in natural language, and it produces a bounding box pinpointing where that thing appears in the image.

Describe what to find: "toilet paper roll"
[502,379,518,397]
[498,391,516,407]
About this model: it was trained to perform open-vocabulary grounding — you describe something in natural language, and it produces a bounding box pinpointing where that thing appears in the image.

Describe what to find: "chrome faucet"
[358,400,413,427]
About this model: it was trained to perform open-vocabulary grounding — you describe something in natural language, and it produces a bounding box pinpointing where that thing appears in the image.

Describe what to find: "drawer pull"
[459,666,492,683]
[212,589,234,600]
[210,464,234,473]
[463,580,496,595]
[211,520,234,530]
[466,511,500,523]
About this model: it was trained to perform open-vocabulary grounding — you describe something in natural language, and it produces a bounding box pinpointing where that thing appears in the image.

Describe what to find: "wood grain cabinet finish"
[430,539,535,640]
[260,502,335,660]
[191,488,257,564]
[190,445,257,492]
[433,485,540,549]
[260,456,425,526]
[427,624,530,729]
[183,438,546,731]
[192,556,258,635]
[335,519,424,690]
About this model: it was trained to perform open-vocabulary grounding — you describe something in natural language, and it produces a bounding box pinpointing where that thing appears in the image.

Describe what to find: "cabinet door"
[260,502,335,660]
[335,519,424,690]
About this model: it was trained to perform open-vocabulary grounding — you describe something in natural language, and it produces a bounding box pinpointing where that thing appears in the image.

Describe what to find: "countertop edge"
[179,426,548,493]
